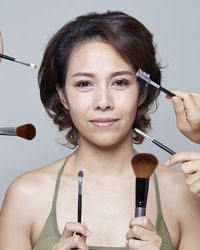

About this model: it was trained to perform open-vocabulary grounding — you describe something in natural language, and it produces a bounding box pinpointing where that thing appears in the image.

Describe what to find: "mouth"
[89,118,119,128]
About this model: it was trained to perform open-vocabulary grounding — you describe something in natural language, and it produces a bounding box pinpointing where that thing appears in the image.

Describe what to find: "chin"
[88,134,129,149]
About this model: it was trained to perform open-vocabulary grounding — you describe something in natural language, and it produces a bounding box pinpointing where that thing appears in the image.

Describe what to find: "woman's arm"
[0,176,34,250]
[176,176,200,250]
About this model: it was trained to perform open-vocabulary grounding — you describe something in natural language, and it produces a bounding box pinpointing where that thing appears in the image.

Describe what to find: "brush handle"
[78,193,82,223]
[153,139,176,155]
[0,127,16,136]
[0,53,15,61]
[160,86,175,97]
[135,178,149,217]
[135,207,146,217]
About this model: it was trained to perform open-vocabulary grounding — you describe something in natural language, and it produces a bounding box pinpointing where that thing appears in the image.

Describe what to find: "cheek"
[66,93,91,128]
[117,89,140,113]
[67,93,91,111]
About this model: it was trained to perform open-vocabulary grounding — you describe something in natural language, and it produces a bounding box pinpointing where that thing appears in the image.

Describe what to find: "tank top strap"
[153,172,162,229]
[51,156,70,212]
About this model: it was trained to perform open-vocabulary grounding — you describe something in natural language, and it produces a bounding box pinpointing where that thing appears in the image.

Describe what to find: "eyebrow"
[72,71,134,78]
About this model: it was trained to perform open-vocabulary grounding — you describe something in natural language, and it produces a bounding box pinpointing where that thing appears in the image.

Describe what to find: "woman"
[0,11,200,250]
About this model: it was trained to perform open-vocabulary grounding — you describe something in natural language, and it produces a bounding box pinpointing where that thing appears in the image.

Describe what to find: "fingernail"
[172,97,182,106]
[164,160,170,166]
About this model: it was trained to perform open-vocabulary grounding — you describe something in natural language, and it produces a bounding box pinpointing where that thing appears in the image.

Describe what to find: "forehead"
[67,40,134,76]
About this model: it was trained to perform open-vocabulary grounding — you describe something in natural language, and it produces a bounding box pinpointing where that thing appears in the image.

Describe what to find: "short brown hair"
[38,11,161,147]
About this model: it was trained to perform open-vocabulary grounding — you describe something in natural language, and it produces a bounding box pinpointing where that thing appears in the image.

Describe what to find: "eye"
[76,81,92,88]
[113,79,128,86]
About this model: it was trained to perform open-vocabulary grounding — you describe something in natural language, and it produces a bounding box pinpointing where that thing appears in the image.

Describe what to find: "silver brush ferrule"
[0,127,16,136]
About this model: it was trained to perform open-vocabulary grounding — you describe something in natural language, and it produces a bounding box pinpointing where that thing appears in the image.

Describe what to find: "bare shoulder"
[0,157,69,249]
[156,164,200,217]
[1,157,67,213]
[156,164,185,190]
[156,164,193,200]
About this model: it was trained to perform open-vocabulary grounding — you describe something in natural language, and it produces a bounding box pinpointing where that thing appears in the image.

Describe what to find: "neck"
[71,133,137,177]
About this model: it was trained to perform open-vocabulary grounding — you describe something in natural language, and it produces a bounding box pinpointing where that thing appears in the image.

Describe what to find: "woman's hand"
[166,89,200,143]
[52,222,92,250]
[0,32,3,61]
[165,151,200,196]
[126,216,162,250]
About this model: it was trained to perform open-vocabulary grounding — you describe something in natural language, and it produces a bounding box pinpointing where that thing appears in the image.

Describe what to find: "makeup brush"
[78,170,84,223]
[136,68,175,97]
[0,123,36,140]
[131,153,158,217]
[0,53,37,69]
[135,128,176,155]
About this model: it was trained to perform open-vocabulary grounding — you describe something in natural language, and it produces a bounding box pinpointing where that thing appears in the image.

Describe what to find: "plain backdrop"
[0,0,199,207]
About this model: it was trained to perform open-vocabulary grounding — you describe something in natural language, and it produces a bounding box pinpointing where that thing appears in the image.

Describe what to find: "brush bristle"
[78,170,84,178]
[30,63,37,69]
[136,76,149,87]
[16,124,36,140]
[131,153,158,178]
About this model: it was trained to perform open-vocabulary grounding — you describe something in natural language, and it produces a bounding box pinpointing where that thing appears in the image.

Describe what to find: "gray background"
[0,0,199,207]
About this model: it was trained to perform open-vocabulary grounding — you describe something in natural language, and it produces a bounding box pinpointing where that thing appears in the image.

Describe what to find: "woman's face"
[60,40,141,148]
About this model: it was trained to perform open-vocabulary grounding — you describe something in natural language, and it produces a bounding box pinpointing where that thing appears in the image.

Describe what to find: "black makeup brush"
[78,170,84,223]
[136,69,175,97]
[131,153,158,217]
[134,128,176,155]
[0,124,36,140]
[0,53,37,68]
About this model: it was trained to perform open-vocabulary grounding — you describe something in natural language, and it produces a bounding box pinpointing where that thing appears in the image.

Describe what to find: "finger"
[172,89,200,104]
[53,235,88,250]
[171,96,188,129]
[191,92,200,106]
[165,94,172,99]
[171,89,200,117]
[181,160,200,174]
[165,151,200,166]
[171,89,195,100]
[185,171,200,186]
[126,225,157,241]
[189,179,200,195]
[129,216,155,231]
[126,238,141,249]
[61,222,91,240]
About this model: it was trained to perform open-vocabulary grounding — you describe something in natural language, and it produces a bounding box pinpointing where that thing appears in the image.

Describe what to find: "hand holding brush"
[125,153,162,247]
[126,216,162,248]
[52,170,91,249]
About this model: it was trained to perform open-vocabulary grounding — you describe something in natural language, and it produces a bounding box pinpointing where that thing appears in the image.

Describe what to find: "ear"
[137,90,147,107]
[56,84,69,110]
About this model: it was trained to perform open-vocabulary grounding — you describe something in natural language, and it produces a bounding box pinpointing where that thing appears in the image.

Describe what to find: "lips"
[90,118,119,128]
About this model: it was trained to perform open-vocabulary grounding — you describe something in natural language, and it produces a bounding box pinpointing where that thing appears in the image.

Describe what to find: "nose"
[93,85,114,111]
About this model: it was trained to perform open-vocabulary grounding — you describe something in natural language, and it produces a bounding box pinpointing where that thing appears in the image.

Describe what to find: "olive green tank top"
[33,157,174,250]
